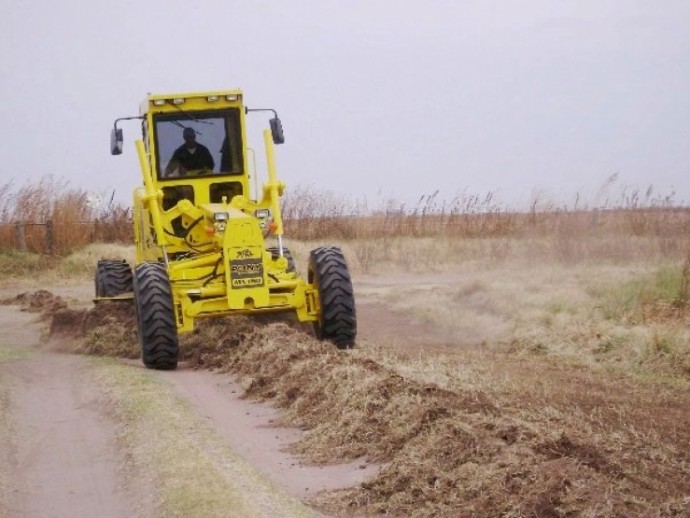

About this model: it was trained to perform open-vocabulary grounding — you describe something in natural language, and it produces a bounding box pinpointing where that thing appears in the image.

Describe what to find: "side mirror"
[110,127,123,155]
[269,117,285,145]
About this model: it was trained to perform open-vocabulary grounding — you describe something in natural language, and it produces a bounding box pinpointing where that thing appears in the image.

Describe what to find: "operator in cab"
[165,127,215,177]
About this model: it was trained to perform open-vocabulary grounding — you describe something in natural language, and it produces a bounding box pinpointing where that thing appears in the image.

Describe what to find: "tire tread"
[95,259,133,297]
[309,246,356,349]
[133,262,179,370]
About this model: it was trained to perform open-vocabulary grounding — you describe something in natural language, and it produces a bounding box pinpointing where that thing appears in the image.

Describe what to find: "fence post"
[15,222,27,252]
[45,220,54,255]
[91,218,99,242]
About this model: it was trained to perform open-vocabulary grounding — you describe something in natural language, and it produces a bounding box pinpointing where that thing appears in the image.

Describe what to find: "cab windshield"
[154,109,243,180]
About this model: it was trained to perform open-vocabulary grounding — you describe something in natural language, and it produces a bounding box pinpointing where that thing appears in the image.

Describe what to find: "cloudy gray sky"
[1,1,688,209]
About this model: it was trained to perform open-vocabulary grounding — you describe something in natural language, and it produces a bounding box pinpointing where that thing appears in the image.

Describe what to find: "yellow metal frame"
[131,90,318,334]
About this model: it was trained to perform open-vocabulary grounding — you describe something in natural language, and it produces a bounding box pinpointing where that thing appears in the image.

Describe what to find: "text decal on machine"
[230,258,264,288]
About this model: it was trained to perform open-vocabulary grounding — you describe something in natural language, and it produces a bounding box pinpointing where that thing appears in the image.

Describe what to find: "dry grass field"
[1,177,689,516]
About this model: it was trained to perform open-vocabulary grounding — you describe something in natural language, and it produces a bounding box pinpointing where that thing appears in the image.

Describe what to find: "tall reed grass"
[0,176,131,255]
[1,176,687,257]
[281,184,690,241]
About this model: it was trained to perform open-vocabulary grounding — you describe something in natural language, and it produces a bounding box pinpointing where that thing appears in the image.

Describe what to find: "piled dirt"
[193,323,690,517]
[3,291,139,357]
[8,290,690,516]
[69,302,139,358]
[1,289,68,319]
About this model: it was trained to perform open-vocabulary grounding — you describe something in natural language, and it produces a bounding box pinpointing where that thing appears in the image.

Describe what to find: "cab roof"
[139,89,244,115]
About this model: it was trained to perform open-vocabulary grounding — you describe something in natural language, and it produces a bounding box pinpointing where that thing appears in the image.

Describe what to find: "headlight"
[255,209,271,219]
[214,212,229,222]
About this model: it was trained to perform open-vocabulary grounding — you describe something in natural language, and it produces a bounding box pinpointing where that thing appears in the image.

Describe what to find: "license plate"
[230,258,264,288]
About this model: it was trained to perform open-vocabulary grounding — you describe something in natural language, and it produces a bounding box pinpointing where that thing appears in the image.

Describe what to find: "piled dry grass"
[0,292,139,358]
[10,288,689,517]
[0,290,68,319]
[181,323,689,517]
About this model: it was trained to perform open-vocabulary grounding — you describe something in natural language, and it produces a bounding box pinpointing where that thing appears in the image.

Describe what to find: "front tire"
[308,247,356,349]
[133,263,179,370]
[95,260,133,297]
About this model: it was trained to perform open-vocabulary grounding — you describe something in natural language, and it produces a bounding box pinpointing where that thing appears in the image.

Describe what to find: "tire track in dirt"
[156,367,380,499]
[0,289,379,517]
[0,307,137,518]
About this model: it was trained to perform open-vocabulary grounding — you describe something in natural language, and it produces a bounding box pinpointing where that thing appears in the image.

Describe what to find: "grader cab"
[99,90,356,369]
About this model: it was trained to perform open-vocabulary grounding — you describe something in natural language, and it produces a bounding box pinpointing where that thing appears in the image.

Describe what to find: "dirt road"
[4,273,687,516]
[0,308,136,517]
[0,271,528,516]
[0,294,379,517]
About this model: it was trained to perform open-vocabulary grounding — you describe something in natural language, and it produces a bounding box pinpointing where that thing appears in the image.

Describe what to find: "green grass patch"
[59,243,135,279]
[0,349,20,517]
[0,248,57,277]
[0,243,134,282]
[0,344,32,364]
[89,359,314,518]
[599,266,688,323]
[0,388,10,517]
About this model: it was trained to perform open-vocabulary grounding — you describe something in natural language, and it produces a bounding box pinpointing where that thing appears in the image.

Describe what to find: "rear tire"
[133,262,179,370]
[95,260,133,297]
[308,246,356,349]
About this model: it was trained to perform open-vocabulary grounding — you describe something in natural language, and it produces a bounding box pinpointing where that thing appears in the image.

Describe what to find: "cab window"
[154,109,243,180]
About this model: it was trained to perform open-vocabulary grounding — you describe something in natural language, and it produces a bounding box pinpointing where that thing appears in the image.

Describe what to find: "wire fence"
[0,220,133,255]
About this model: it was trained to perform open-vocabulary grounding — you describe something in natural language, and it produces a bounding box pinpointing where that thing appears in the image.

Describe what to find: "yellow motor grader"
[100,89,356,369]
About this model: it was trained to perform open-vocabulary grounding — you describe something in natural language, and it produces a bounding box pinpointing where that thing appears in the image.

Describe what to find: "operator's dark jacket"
[170,143,215,172]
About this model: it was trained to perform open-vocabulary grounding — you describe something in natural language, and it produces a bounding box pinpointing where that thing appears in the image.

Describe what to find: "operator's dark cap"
[183,127,196,138]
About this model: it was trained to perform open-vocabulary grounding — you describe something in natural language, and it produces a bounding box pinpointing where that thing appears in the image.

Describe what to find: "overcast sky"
[1,1,688,209]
